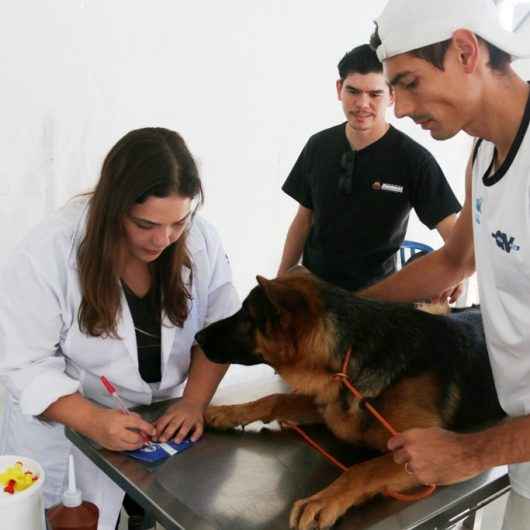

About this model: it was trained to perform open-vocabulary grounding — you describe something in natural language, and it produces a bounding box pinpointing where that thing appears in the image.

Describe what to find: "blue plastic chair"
[399,240,433,268]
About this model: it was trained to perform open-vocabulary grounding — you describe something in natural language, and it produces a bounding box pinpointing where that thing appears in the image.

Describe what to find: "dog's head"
[195,272,327,368]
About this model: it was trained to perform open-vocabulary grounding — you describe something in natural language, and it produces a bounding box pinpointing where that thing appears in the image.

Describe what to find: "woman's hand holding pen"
[154,397,205,444]
[42,392,156,452]
[86,407,156,451]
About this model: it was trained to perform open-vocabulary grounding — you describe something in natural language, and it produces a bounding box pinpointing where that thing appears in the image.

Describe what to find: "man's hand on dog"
[432,281,464,305]
[153,397,205,443]
[388,427,481,485]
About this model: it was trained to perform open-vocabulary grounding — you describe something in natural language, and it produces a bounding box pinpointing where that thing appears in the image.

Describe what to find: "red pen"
[100,376,153,446]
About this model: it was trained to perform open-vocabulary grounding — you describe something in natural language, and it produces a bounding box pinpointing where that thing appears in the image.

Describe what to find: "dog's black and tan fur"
[195,271,504,530]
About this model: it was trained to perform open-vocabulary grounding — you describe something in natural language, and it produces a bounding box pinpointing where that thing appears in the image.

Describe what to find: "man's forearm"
[436,213,459,243]
[277,210,312,276]
[182,346,229,408]
[358,248,469,302]
[467,415,530,471]
[42,392,102,438]
[278,229,306,276]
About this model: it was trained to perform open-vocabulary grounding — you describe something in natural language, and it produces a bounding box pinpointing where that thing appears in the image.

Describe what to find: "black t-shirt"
[282,123,461,291]
[123,282,162,383]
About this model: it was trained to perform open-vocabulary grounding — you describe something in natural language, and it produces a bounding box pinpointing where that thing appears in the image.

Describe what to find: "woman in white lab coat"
[0,127,240,530]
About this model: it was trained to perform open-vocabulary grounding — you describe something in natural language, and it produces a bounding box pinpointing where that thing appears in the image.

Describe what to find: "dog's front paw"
[289,491,351,530]
[204,404,249,429]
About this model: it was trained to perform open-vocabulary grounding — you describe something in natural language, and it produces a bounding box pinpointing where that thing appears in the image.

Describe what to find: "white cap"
[62,454,82,508]
[374,0,530,62]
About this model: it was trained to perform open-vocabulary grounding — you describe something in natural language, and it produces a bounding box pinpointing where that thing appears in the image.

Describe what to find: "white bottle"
[47,455,99,530]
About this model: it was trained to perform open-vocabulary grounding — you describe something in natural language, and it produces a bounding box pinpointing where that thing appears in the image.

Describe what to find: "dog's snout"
[193,304,264,366]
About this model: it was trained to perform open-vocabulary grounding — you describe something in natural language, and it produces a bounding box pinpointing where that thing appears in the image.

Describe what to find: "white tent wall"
[0,1,528,389]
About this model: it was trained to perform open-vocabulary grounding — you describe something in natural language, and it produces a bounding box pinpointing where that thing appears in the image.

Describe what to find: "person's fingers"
[125,414,156,438]
[116,425,149,449]
[451,284,464,303]
[172,421,193,444]
[387,433,406,451]
[153,414,174,440]
[123,435,146,450]
[185,421,204,443]
[392,448,410,465]
[431,294,442,304]
[159,416,186,442]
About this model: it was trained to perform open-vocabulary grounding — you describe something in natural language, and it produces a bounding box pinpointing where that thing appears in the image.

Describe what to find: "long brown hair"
[77,127,204,337]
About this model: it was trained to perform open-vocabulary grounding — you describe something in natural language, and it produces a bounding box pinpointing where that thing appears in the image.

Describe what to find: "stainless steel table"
[66,379,509,530]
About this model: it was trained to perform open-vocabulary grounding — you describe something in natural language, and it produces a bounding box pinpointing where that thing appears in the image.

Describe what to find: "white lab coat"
[0,199,240,530]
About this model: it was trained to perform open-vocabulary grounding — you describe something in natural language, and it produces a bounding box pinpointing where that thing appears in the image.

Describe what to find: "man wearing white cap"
[361,0,530,527]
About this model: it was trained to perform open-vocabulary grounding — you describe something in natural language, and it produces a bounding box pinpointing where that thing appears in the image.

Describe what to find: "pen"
[100,375,154,447]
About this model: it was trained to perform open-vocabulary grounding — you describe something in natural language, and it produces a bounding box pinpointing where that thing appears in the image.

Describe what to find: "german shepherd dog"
[195,271,504,530]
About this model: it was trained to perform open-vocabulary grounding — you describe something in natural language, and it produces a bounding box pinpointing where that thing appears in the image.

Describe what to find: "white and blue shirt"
[472,87,530,497]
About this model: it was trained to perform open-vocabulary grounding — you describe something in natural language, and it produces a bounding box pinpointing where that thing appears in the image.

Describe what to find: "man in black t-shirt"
[278,44,462,295]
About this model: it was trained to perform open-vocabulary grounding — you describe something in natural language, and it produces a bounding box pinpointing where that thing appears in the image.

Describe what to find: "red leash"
[281,348,436,502]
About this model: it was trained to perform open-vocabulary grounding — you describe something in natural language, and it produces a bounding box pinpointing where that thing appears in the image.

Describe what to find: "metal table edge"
[65,427,218,530]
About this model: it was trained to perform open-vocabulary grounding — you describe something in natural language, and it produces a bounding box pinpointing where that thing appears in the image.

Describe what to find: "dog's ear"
[256,275,308,315]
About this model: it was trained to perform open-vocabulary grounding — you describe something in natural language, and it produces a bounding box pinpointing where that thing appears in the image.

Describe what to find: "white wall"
[0,0,471,287]
[0,2,528,386]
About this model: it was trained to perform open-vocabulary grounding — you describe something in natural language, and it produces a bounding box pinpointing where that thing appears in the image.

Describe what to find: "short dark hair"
[369,25,511,71]
[338,44,383,80]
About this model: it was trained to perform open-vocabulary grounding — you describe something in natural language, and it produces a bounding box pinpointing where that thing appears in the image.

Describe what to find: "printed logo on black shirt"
[371,181,404,193]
